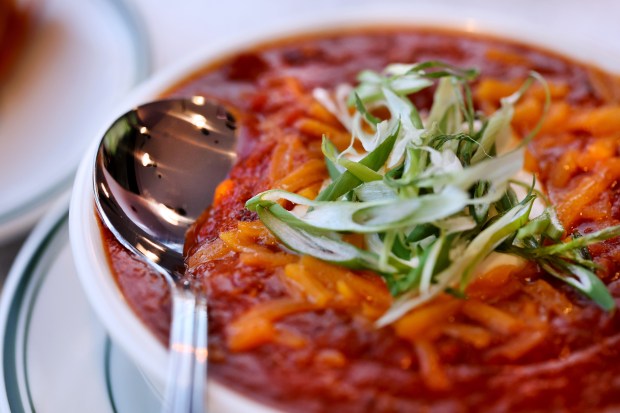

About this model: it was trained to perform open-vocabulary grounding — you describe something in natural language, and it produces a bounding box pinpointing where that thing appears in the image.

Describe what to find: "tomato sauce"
[101,28,620,412]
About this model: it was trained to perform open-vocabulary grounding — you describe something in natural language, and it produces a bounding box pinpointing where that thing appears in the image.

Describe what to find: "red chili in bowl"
[101,28,620,412]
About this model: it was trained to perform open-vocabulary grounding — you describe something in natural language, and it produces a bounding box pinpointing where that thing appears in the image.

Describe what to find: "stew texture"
[101,28,620,412]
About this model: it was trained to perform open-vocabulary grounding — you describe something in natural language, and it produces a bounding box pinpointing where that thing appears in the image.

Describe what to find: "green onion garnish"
[246,61,619,325]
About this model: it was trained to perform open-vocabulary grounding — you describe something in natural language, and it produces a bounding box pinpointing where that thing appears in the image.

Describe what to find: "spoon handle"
[162,286,208,413]
[192,296,208,412]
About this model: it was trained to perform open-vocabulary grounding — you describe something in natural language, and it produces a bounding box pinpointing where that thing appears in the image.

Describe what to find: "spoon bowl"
[94,97,238,412]
[95,97,237,275]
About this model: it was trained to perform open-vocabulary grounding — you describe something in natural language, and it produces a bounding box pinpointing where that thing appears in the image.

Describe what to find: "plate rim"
[0,195,69,413]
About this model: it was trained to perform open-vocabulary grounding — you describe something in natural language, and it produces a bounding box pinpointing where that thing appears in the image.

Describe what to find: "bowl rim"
[69,5,620,412]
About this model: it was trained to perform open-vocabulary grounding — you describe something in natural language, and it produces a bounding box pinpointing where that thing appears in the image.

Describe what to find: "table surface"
[1,0,619,282]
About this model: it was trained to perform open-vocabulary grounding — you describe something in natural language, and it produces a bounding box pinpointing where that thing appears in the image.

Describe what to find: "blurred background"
[0,0,619,283]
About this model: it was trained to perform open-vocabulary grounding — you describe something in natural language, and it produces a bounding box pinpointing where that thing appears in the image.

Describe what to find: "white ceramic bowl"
[69,4,620,412]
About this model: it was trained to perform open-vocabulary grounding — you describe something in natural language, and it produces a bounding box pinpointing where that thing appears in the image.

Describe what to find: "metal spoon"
[94,97,238,412]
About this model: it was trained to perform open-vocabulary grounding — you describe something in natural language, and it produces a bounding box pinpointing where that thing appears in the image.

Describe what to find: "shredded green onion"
[245,60,619,325]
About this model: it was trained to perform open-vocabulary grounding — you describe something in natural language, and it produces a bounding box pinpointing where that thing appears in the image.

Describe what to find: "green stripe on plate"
[3,212,67,413]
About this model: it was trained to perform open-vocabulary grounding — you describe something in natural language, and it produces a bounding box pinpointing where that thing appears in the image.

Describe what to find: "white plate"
[0,0,150,243]
[0,198,161,413]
